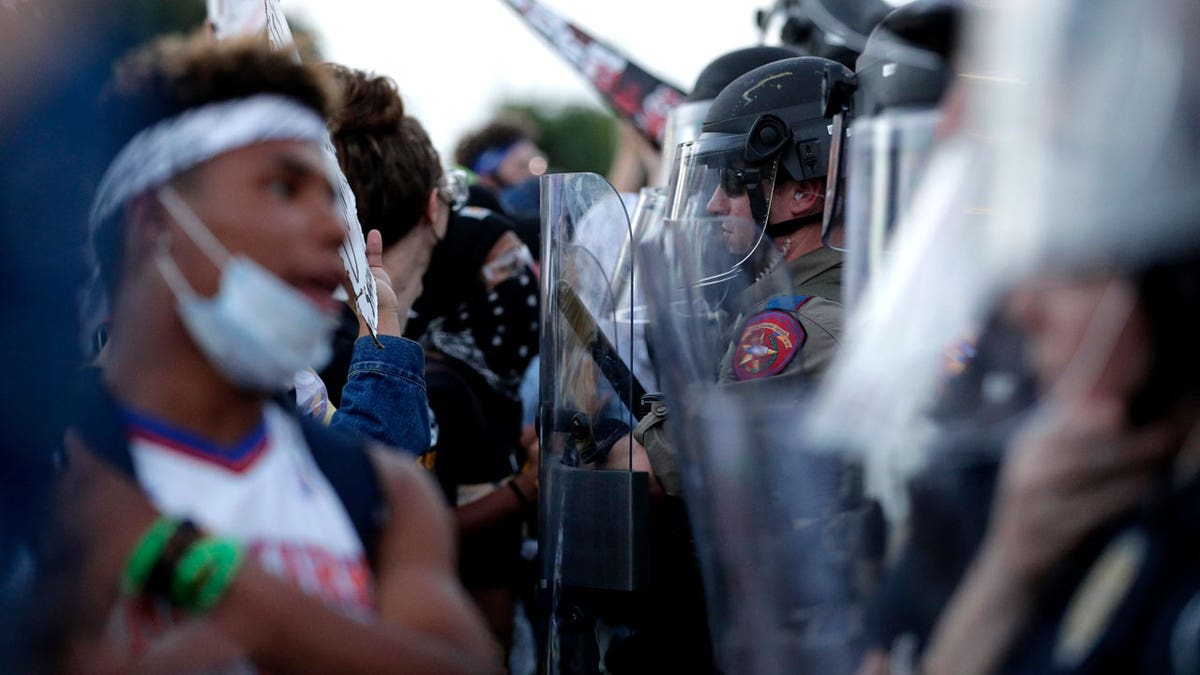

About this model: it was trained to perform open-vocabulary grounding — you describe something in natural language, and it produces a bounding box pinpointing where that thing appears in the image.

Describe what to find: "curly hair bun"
[325,64,405,136]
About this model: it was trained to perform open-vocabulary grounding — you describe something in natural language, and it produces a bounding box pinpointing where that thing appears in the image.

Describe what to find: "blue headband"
[470,141,520,177]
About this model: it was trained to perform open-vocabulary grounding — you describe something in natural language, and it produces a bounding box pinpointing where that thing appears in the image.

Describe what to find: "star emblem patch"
[732,310,806,381]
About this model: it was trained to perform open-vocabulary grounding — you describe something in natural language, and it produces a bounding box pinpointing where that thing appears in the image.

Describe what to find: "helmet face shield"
[819,107,850,251]
[667,136,782,292]
[974,0,1200,282]
[843,107,940,310]
[805,0,1200,546]
[658,100,712,188]
[669,134,772,219]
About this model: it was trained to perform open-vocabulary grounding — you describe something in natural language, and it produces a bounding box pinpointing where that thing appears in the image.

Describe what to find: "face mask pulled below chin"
[155,185,337,392]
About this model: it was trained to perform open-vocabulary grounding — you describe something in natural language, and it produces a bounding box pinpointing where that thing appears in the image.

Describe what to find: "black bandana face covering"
[429,260,540,395]
[463,265,540,380]
[417,211,541,394]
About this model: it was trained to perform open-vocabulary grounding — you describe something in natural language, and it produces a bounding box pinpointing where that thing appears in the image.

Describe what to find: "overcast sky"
[285,0,773,160]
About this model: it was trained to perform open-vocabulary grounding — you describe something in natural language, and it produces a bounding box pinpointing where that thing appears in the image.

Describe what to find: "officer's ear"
[784,178,823,218]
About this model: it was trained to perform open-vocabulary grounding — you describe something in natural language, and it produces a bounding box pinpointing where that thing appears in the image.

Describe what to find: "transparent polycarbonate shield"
[842,108,940,313]
[649,213,793,386]
[811,0,1200,490]
[656,100,711,188]
[791,2,1200,668]
[666,136,776,272]
[537,172,650,675]
[635,214,880,674]
[609,185,668,396]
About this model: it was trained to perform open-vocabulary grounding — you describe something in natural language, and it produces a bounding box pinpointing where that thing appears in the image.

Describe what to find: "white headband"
[89,94,328,227]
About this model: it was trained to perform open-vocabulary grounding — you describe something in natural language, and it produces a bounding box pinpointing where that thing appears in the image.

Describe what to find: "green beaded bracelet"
[171,538,245,614]
[120,516,179,598]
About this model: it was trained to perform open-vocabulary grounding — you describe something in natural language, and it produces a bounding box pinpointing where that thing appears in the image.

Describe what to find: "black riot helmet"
[690,46,805,102]
[842,0,963,311]
[668,56,856,245]
[761,0,892,68]
[657,46,803,187]
[855,0,961,116]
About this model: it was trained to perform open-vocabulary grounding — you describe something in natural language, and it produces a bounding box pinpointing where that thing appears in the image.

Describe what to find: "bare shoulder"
[367,445,456,569]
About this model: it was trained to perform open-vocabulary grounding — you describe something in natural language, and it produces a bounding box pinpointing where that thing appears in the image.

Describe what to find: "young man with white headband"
[68,32,497,672]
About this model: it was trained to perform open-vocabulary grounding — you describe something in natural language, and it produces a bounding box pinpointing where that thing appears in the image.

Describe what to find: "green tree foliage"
[500,100,618,175]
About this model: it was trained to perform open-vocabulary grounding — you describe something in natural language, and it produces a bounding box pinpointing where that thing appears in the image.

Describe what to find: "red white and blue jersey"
[114,402,374,660]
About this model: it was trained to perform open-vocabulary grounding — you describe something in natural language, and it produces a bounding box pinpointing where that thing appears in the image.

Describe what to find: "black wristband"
[145,519,201,600]
[508,479,531,508]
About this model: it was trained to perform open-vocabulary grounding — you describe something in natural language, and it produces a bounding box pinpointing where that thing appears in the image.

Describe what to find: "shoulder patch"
[459,206,492,221]
[732,309,807,381]
[763,294,812,313]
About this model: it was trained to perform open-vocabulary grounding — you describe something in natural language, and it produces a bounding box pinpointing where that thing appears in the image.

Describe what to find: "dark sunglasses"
[719,165,763,197]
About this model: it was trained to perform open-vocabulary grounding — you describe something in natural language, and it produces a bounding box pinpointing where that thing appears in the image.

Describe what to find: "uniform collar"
[785,246,844,287]
[742,246,843,308]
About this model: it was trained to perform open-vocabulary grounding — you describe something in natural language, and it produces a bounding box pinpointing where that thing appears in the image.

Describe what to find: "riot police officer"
[829,3,1031,671]
[636,55,856,497]
[667,55,854,382]
[842,0,962,313]
[627,56,871,674]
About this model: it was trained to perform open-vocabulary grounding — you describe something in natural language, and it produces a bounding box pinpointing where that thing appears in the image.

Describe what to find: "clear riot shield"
[842,109,940,313]
[537,173,660,675]
[610,185,667,395]
[639,212,881,675]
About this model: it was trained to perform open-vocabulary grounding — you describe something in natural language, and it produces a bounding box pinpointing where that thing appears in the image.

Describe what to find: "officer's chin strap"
[747,179,823,239]
[743,156,778,235]
[746,180,772,233]
[765,211,824,238]
[745,158,824,240]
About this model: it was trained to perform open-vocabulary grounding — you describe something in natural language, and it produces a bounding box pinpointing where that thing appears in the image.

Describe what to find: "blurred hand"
[922,396,1177,675]
[602,433,665,499]
[519,424,539,459]
[515,424,540,498]
[984,397,1176,586]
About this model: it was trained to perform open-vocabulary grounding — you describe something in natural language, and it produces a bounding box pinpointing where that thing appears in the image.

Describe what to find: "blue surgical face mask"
[154,185,337,392]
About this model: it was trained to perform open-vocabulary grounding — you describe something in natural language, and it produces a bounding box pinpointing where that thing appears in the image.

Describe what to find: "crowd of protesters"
[2,0,1199,674]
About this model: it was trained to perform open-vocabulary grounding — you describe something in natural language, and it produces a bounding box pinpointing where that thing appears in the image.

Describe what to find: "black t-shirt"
[424,351,525,589]
[424,353,522,499]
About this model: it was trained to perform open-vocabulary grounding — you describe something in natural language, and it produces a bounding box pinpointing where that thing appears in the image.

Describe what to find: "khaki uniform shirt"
[716,246,843,384]
[637,247,844,495]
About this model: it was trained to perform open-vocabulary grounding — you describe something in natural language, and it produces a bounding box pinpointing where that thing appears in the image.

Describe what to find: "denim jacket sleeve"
[330,335,431,455]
